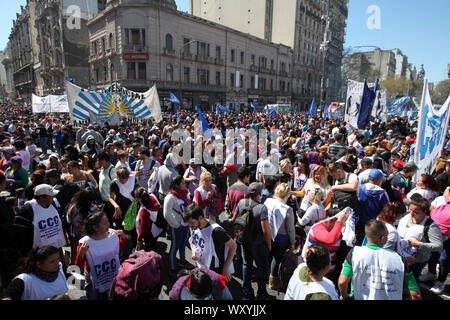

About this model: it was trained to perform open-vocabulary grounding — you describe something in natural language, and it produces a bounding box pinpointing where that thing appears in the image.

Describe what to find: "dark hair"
[297,155,311,177]
[140,147,151,157]
[67,187,98,219]
[30,170,46,185]
[409,194,430,216]
[168,175,184,193]
[265,174,281,193]
[85,211,107,237]
[188,269,213,299]
[182,203,204,222]
[97,151,110,162]
[420,174,441,192]
[237,166,251,181]
[13,140,26,150]
[365,220,388,239]
[378,201,406,225]
[67,160,80,169]
[24,246,60,273]
[305,244,330,275]
[45,169,60,180]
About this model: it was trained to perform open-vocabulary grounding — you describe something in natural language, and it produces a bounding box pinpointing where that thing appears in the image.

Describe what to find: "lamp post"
[320,1,331,112]
[179,40,200,113]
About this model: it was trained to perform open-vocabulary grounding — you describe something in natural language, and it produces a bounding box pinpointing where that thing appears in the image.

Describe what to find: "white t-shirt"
[299,204,326,234]
[15,263,68,300]
[407,188,439,203]
[285,263,339,300]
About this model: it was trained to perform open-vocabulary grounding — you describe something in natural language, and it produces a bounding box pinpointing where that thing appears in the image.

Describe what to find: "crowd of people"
[0,101,449,301]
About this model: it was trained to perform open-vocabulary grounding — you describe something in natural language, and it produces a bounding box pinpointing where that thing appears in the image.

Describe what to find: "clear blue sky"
[2,0,448,83]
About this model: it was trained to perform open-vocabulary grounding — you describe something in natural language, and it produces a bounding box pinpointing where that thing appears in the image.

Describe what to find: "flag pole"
[414,78,428,181]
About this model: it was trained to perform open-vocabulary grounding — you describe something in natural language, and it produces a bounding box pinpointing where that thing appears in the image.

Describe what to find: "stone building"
[87,0,293,111]
[191,0,349,109]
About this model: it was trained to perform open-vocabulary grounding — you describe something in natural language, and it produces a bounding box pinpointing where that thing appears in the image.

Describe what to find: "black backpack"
[233,199,257,244]
[332,174,363,216]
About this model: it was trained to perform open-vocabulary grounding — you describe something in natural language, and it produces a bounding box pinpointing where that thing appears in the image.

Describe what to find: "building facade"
[87,0,293,111]
[1,42,16,100]
[190,0,349,108]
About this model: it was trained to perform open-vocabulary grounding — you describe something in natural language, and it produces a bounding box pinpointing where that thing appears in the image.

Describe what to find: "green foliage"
[431,79,450,105]
[379,77,422,100]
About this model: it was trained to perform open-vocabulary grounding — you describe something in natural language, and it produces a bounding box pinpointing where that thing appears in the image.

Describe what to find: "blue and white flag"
[216,104,229,115]
[196,106,212,140]
[357,79,378,129]
[267,106,277,119]
[66,81,162,123]
[415,79,450,179]
[387,96,410,116]
[250,102,256,114]
[323,102,329,118]
[310,98,317,116]
[170,92,181,105]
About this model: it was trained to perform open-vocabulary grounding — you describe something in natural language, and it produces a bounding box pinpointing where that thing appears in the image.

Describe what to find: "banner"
[387,96,410,116]
[415,79,450,178]
[32,94,51,113]
[357,79,378,129]
[215,104,229,115]
[345,79,381,128]
[49,95,69,113]
[65,81,162,123]
[371,89,388,123]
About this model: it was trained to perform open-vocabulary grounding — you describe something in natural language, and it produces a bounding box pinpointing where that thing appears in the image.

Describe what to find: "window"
[109,33,113,49]
[251,54,255,65]
[131,29,140,45]
[231,49,235,62]
[230,73,235,87]
[240,51,244,64]
[240,74,244,88]
[250,76,254,89]
[165,34,173,50]
[184,67,190,83]
[270,79,273,90]
[198,69,207,85]
[166,63,173,81]
[127,62,136,80]
[260,78,266,90]
[102,38,105,53]
[216,71,221,85]
[198,42,207,57]
[104,66,107,81]
[93,41,97,55]
[271,59,274,70]
[142,29,145,46]
[95,68,100,82]
[138,62,146,80]
[216,46,221,59]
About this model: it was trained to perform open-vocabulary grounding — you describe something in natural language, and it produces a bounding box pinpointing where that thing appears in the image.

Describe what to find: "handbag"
[122,201,139,231]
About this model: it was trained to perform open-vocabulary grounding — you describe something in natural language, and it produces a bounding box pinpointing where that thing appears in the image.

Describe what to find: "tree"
[378,76,422,100]
[431,79,450,105]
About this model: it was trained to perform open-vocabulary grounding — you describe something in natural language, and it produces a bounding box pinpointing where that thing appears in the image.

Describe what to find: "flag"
[267,106,277,119]
[323,101,329,118]
[387,96,410,116]
[250,102,256,114]
[216,104,228,115]
[357,79,378,129]
[310,98,317,116]
[196,106,212,140]
[415,79,450,179]
[170,92,181,105]
[407,108,414,123]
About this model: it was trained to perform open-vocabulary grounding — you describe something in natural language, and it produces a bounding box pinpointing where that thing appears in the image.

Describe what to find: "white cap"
[270,148,282,158]
[34,184,59,197]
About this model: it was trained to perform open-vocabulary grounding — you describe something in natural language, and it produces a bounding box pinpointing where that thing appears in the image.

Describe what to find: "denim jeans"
[242,239,270,296]
[428,237,450,282]
[169,226,189,270]
[40,137,48,156]
[270,240,289,277]
[410,261,429,285]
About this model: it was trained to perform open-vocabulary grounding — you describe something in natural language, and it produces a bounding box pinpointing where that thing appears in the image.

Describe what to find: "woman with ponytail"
[2,246,68,300]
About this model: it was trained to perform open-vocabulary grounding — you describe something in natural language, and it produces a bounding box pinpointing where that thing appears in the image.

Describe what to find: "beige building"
[88,0,293,111]
[191,0,349,109]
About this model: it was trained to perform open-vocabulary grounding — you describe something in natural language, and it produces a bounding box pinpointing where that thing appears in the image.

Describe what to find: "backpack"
[233,199,258,244]
[331,174,363,216]
[276,249,299,292]
[122,201,139,231]
[423,217,434,243]
[109,250,163,300]
[430,196,450,237]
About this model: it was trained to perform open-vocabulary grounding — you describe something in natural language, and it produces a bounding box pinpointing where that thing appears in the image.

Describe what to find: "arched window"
[166,63,173,81]
[109,33,113,49]
[165,34,173,50]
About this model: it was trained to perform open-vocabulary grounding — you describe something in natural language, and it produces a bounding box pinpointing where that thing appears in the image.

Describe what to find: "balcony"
[249,64,258,72]
[214,58,224,65]
[258,66,271,74]
[181,52,194,61]
[119,79,226,92]
[123,44,148,53]
[163,48,176,57]
[279,70,289,77]
[196,55,214,64]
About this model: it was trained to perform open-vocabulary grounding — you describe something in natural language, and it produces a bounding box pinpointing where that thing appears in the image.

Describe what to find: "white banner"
[371,89,388,123]
[66,81,162,123]
[32,94,51,113]
[415,79,450,178]
[49,95,69,113]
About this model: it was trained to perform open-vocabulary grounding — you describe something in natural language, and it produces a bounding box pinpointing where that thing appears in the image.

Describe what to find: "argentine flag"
[196,106,212,140]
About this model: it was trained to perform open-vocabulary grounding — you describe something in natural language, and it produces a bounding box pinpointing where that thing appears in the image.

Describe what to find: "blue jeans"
[242,239,270,296]
[270,240,289,277]
[428,237,450,282]
[169,226,188,270]
[40,137,48,155]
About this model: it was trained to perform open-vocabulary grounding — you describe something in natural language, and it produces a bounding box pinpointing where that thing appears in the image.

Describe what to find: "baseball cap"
[270,148,282,158]
[9,156,22,165]
[0,147,15,156]
[369,169,386,180]
[393,160,405,169]
[387,130,394,136]
[248,182,264,197]
[34,184,59,197]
